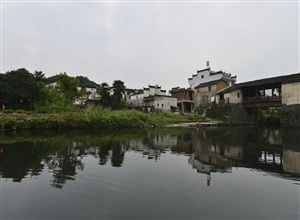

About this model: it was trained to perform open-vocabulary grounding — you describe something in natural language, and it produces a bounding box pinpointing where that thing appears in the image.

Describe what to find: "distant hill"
[45,75,99,88]
[75,76,99,88]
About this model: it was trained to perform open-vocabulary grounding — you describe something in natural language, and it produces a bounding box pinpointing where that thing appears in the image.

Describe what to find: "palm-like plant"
[34,70,45,83]
[97,82,111,108]
[112,80,126,109]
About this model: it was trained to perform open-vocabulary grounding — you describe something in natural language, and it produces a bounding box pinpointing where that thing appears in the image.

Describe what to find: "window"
[201,75,204,78]
[157,103,159,107]
[208,86,211,91]
[237,93,240,98]
[162,104,164,108]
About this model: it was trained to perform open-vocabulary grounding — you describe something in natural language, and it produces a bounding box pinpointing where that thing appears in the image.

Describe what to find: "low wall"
[222,103,256,125]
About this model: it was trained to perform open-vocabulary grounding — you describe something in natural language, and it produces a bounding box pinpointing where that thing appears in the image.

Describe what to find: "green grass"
[1,109,205,131]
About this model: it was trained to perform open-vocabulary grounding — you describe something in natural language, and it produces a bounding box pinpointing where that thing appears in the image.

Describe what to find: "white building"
[129,85,167,106]
[188,65,237,90]
[129,85,177,112]
[144,94,177,112]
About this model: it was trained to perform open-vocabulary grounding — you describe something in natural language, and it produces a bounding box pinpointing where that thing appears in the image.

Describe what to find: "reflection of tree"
[98,143,111,165]
[48,144,84,189]
[111,143,125,167]
[0,142,58,182]
[98,141,125,167]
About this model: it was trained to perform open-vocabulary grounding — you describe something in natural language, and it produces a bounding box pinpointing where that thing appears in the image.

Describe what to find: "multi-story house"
[188,64,237,90]
[188,64,237,111]
[129,85,177,112]
[194,79,232,108]
[169,87,194,113]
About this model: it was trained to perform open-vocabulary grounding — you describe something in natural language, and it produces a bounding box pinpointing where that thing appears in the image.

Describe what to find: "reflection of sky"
[259,151,282,164]
[2,151,299,219]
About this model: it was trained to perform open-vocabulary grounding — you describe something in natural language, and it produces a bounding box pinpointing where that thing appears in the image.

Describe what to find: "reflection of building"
[129,138,170,161]
[188,157,231,186]
[283,150,300,174]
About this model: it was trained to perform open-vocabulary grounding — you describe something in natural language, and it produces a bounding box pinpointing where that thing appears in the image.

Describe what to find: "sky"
[1,0,299,92]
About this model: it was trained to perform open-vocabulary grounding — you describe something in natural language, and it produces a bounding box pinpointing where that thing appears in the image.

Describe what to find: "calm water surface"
[1,126,299,219]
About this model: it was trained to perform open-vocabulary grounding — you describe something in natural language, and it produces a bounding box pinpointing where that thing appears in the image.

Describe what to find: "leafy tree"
[33,70,46,83]
[75,76,99,88]
[45,75,58,85]
[32,82,70,113]
[97,82,111,108]
[56,73,86,109]
[112,80,126,109]
[0,68,40,109]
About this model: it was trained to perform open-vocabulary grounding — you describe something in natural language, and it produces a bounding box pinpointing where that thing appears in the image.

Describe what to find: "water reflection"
[1,127,299,188]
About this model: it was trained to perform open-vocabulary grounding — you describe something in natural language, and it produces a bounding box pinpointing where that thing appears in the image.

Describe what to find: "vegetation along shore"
[0,110,207,131]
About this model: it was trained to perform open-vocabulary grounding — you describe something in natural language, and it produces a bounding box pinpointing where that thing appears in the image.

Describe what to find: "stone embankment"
[166,119,228,128]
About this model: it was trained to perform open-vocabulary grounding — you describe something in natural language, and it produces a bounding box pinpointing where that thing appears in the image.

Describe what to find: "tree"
[112,80,126,109]
[33,70,46,83]
[0,68,40,109]
[97,82,111,108]
[56,72,86,110]
[75,76,99,88]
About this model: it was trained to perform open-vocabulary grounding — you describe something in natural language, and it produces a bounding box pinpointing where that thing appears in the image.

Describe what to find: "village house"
[188,63,237,90]
[129,85,177,112]
[169,87,194,113]
[194,79,232,109]
[187,63,236,114]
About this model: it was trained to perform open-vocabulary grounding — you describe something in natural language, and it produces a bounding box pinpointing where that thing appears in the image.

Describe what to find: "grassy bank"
[0,109,204,131]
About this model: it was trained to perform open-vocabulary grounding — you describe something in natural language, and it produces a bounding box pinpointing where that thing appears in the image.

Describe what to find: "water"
[1,127,299,219]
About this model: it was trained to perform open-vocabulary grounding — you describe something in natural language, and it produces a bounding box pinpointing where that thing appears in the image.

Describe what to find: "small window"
[208,86,211,91]
[157,103,159,107]
[162,104,164,108]
[237,93,240,98]
[201,75,204,78]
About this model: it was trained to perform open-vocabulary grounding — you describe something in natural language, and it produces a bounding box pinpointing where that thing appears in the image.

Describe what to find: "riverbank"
[0,110,207,131]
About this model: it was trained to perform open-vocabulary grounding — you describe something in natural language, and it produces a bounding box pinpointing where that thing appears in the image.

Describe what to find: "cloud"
[1,1,299,91]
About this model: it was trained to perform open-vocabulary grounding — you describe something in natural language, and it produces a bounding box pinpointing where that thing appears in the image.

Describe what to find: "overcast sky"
[1,0,299,91]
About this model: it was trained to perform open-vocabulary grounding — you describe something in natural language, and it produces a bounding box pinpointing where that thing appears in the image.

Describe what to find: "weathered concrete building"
[169,87,194,113]
[194,79,231,109]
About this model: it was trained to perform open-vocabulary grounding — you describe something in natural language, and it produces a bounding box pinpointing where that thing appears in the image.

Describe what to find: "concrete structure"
[169,87,194,113]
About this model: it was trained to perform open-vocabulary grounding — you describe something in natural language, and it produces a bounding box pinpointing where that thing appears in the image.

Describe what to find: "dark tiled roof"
[169,87,191,92]
[144,94,176,101]
[196,67,210,73]
[217,73,300,94]
[194,79,229,88]
[149,85,161,88]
